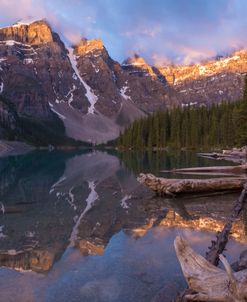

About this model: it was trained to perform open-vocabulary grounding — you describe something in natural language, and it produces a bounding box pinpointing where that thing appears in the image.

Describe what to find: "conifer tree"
[236,75,247,146]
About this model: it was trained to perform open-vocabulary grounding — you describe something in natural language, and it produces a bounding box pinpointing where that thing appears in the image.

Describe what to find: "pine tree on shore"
[236,74,247,146]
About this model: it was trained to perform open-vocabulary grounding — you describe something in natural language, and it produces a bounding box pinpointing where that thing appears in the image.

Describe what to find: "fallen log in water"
[137,173,246,196]
[174,236,247,302]
[198,149,247,161]
[174,184,247,301]
[163,164,247,175]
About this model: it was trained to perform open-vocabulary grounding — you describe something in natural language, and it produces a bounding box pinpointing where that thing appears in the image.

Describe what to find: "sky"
[1,0,247,65]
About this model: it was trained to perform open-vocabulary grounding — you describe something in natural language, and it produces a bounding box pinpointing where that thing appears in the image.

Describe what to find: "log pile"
[138,173,246,196]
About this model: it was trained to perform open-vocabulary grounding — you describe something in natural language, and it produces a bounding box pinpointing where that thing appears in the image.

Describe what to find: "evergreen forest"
[117,75,247,150]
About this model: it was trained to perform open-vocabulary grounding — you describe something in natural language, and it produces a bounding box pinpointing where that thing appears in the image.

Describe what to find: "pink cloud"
[0,0,47,24]
[177,46,216,65]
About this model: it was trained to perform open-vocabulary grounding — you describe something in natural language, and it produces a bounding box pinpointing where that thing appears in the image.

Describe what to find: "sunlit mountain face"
[0,18,247,145]
[1,0,247,65]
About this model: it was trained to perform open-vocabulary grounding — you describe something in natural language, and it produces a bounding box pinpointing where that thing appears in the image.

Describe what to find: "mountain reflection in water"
[0,150,246,302]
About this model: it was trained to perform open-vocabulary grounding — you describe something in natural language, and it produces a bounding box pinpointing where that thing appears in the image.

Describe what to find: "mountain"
[0,19,246,145]
[158,50,247,106]
[0,20,175,145]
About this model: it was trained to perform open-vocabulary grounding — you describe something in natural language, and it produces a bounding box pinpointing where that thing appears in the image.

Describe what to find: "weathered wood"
[175,184,247,301]
[198,149,247,160]
[163,164,247,175]
[206,185,247,265]
[174,236,247,302]
[138,173,246,196]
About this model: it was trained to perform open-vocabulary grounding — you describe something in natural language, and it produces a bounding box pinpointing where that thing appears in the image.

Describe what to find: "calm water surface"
[0,150,246,302]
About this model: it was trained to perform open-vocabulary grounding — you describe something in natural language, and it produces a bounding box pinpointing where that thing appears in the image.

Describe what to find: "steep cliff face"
[74,38,123,117]
[0,20,89,119]
[158,50,247,106]
[0,19,246,145]
[0,97,19,140]
[0,20,54,44]
[121,54,177,112]
[0,22,148,144]
[0,20,88,145]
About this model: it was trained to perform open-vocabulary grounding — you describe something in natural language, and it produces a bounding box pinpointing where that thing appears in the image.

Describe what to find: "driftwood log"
[175,184,247,301]
[198,149,247,161]
[206,185,247,265]
[174,236,247,302]
[164,164,247,175]
[138,173,246,196]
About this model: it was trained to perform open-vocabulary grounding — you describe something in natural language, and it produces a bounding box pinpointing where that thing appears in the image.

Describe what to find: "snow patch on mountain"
[120,82,131,100]
[91,62,99,73]
[83,80,98,114]
[49,103,66,119]
[122,62,145,67]
[67,47,98,114]
[5,40,15,46]
[51,108,66,120]
[0,40,32,48]
[66,84,76,108]
[13,18,38,27]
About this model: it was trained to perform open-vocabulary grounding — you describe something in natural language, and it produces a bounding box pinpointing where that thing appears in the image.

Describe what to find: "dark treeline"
[118,75,247,150]
[117,102,239,149]
[118,101,247,149]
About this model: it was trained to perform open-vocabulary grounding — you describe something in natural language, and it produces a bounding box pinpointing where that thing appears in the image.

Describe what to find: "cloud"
[0,0,247,65]
[151,54,172,66]
[174,46,216,65]
[0,0,45,24]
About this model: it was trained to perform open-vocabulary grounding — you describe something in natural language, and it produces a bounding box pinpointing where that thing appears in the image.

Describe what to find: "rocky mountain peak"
[122,53,156,77]
[158,49,247,85]
[123,53,147,66]
[74,38,104,56]
[154,48,247,107]
[0,19,54,45]
[0,18,246,145]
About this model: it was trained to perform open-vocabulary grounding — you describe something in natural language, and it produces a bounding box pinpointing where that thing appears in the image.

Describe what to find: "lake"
[0,150,246,302]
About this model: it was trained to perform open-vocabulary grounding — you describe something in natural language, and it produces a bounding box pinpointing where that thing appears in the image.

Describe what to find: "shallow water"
[0,150,246,302]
